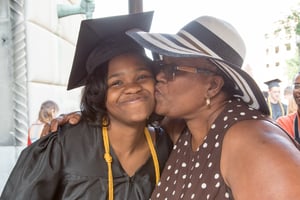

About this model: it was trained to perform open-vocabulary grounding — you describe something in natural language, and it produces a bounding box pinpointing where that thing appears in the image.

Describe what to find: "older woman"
[127,16,300,199]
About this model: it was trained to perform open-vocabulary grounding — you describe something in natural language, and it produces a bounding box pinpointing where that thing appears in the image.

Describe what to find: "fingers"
[48,114,65,133]
[60,111,81,125]
[68,112,81,124]
[50,118,60,132]
[41,124,50,137]
[47,111,82,133]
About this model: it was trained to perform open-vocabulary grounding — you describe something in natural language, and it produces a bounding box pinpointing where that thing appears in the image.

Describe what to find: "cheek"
[175,78,204,96]
[105,90,118,109]
[168,81,199,105]
[294,91,300,99]
[174,80,207,106]
[145,82,155,95]
[147,87,156,109]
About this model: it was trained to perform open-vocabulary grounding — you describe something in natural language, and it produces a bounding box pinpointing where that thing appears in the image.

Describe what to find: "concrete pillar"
[128,0,143,14]
[0,0,28,146]
[0,0,15,145]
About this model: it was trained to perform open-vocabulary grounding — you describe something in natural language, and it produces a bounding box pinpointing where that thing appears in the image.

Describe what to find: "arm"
[221,120,300,200]
[1,134,63,199]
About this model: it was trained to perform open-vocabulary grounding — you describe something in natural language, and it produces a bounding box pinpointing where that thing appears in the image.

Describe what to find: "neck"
[102,119,154,177]
[185,97,228,150]
[269,97,279,104]
[107,120,147,155]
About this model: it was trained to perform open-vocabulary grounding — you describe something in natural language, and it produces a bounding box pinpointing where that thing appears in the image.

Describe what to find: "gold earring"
[206,97,211,109]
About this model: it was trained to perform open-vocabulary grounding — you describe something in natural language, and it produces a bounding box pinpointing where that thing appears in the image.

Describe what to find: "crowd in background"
[268,74,300,143]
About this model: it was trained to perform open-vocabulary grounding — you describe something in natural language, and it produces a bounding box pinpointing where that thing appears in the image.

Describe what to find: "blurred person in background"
[265,78,287,120]
[27,100,59,145]
[283,85,293,105]
[287,95,297,114]
[277,72,300,143]
[283,86,297,114]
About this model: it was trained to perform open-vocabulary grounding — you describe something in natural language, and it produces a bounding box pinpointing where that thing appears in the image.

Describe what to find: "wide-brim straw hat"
[67,11,153,90]
[126,16,269,115]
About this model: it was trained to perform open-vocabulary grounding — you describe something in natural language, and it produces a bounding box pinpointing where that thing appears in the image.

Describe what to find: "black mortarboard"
[67,11,154,90]
[264,78,281,89]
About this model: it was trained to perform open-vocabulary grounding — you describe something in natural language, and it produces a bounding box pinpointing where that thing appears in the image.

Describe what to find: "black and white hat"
[126,15,269,115]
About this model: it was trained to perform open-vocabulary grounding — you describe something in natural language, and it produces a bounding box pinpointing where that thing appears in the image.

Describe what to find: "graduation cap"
[67,11,154,90]
[264,78,281,89]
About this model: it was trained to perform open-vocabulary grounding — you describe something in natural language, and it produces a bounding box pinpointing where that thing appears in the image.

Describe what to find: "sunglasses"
[153,61,216,81]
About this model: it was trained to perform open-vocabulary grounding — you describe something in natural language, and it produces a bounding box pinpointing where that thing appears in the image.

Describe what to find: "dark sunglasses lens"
[152,61,163,74]
[152,61,176,81]
[163,65,175,80]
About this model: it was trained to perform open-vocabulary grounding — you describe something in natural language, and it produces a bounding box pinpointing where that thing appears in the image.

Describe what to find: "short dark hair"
[80,61,109,125]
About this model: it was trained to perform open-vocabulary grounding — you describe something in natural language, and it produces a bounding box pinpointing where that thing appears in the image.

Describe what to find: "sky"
[94,0,299,87]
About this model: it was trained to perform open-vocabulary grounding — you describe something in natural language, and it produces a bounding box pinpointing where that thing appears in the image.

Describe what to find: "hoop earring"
[206,97,211,109]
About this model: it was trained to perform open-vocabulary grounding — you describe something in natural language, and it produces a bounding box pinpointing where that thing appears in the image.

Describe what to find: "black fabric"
[294,115,300,143]
[86,35,146,74]
[269,102,287,120]
[264,79,281,89]
[0,121,173,200]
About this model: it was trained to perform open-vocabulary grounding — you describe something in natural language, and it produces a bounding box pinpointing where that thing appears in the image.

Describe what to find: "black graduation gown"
[0,121,173,200]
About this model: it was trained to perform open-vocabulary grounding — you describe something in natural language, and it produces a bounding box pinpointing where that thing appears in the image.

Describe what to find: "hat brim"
[126,30,269,115]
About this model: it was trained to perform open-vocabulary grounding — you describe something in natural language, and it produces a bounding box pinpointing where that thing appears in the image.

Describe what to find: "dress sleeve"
[0,132,63,200]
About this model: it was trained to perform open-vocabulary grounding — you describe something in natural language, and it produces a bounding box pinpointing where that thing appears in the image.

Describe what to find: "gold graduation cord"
[102,125,160,200]
[267,97,285,119]
[144,127,160,184]
[102,125,113,200]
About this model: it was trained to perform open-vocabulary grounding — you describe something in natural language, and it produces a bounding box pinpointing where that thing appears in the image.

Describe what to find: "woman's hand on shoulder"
[221,119,300,200]
[41,111,82,136]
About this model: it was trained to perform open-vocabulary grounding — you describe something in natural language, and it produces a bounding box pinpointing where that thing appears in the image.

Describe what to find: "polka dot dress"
[150,99,267,200]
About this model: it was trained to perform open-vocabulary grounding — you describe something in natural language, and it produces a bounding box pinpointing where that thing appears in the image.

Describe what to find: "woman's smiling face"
[106,53,156,124]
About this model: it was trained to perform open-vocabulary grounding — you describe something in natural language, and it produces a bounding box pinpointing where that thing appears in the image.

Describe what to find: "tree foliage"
[276,4,300,81]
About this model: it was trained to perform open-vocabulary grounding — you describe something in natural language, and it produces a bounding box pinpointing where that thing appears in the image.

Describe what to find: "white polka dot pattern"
[150,99,266,200]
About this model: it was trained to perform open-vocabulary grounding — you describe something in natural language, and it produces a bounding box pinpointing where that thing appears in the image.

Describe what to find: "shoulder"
[58,120,94,137]
[148,126,173,169]
[223,119,297,152]
[55,120,100,146]
[148,126,173,151]
[159,117,185,144]
[149,126,172,143]
[221,119,300,198]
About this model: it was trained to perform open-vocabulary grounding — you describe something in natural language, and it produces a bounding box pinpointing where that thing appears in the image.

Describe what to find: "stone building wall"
[0,0,89,193]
